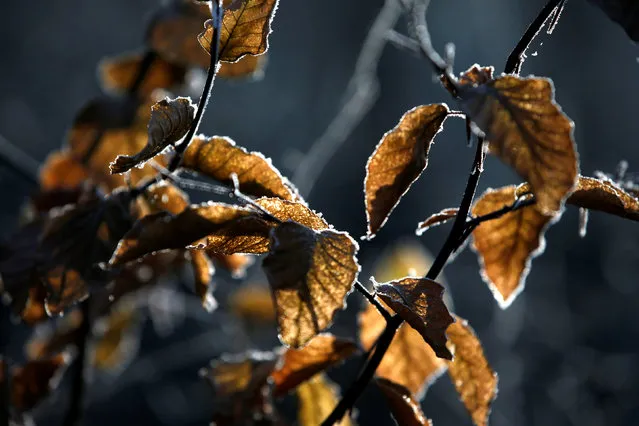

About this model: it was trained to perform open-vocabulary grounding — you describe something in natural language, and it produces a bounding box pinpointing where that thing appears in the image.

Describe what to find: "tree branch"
[354,281,392,322]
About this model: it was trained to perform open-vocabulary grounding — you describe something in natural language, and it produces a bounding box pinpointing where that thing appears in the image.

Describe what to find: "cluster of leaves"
[1,0,639,425]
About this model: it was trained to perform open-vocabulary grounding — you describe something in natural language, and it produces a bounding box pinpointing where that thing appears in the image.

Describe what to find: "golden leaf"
[365,104,449,238]
[218,54,267,79]
[198,0,279,62]
[92,300,142,372]
[182,135,295,200]
[8,355,69,413]
[373,278,454,359]
[111,97,195,174]
[271,333,358,396]
[189,249,216,311]
[229,283,276,322]
[376,378,432,426]
[415,207,459,236]
[460,74,578,215]
[471,186,553,307]
[209,252,254,278]
[39,150,91,190]
[446,317,498,426]
[567,175,639,222]
[141,180,190,215]
[359,303,446,397]
[263,221,360,348]
[297,373,352,426]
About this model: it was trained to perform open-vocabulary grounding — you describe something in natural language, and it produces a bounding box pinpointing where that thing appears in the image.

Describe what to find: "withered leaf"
[589,0,639,41]
[271,333,358,396]
[446,317,497,426]
[189,249,217,311]
[297,373,352,426]
[441,64,494,94]
[99,52,187,96]
[218,54,267,79]
[376,378,432,426]
[111,97,195,174]
[91,300,142,372]
[359,303,446,397]
[567,175,639,222]
[373,278,454,359]
[229,283,276,322]
[141,180,190,215]
[365,104,449,238]
[415,208,459,236]
[9,355,69,412]
[198,0,279,62]
[263,221,360,348]
[182,135,295,200]
[471,186,552,307]
[460,74,578,215]
[209,252,254,278]
[39,150,91,190]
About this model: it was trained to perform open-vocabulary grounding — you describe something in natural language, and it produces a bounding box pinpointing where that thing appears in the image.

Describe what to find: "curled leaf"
[111,97,195,174]
[209,252,254,278]
[263,221,360,348]
[415,208,459,236]
[460,74,578,215]
[373,278,454,359]
[376,378,432,426]
[297,373,352,426]
[365,104,449,238]
[189,249,217,311]
[446,317,498,426]
[567,175,639,221]
[471,186,553,307]
[182,135,295,200]
[271,333,358,396]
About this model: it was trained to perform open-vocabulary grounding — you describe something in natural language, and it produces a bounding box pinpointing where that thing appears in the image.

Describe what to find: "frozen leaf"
[198,0,279,62]
[415,208,459,236]
[589,0,639,41]
[99,52,187,96]
[263,221,359,348]
[567,175,639,222]
[229,283,276,322]
[365,104,449,238]
[359,303,446,396]
[189,249,216,310]
[297,373,351,426]
[218,54,267,79]
[271,334,358,396]
[373,278,454,359]
[460,75,577,215]
[8,355,69,413]
[446,318,497,426]
[111,97,195,174]
[376,378,432,426]
[471,186,553,307]
[182,135,295,200]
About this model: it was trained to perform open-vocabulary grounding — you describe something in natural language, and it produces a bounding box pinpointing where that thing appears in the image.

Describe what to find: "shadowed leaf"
[271,333,359,396]
[365,104,449,238]
[415,208,459,236]
[111,97,195,174]
[376,378,432,426]
[182,135,296,200]
[263,221,359,348]
[297,373,352,426]
[460,74,577,215]
[373,278,454,359]
[471,186,553,307]
[359,303,446,397]
[446,317,498,426]
[7,355,69,413]
[589,0,639,41]
[91,300,143,372]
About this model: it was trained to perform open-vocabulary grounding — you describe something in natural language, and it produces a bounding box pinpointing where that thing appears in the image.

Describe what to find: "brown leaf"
[141,180,190,215]
[182,135,295,200]
[471,186,553,307]
[9,355,69,413]
[92,300,142,371]
[263,221,359,348]
[111,97,195,174]
[99,52,187,96]
[364,104,449,238]
[271,334,358,396]
[198,0,279,62]
[460,75,578,215]
[446,317,497,426]
[415,208,459,236]
[373,278,454,359]
[297,373,352,426]
[27,309,84,360]
[189,249,217,311]
[20,284,48,325]
[376,378,432,426]
[39,150,91,190]
[209,252,254,278]
[567,175,639,222]
[359,303,446,397]
[229,283,276,322]
[218,54,267,79]
[441,64,494,94]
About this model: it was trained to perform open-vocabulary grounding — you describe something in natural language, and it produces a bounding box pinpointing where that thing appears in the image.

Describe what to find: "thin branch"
[386,30,420,55]
[354,281,392,321]
[292,0,402,197]
[0,133,40,185]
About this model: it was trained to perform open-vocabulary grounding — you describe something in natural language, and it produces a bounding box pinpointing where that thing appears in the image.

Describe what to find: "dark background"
[1,0,639,425]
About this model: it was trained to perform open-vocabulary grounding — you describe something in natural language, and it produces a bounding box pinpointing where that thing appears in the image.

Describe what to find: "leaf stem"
[354,281,392,321]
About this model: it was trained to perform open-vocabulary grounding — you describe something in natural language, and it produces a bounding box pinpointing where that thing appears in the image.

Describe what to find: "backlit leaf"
[365,104,449,238]
[182,135,295,200]
[297,373,351,426]
[111,97,195,174]
[39,150,91,190]
[8,355,69,413]
[441,64,494,94]
[460,74,578,215]
[376,378,432,426]
[198,0,279,62]
[567,175,639,221]
[189,249,217,311]
[209,252,254,278]
[271,333,358,396]
[229,283,276,322]
[263,221,360,348]
[589,0,639,41]
[415,208,459,236]
[373,278,454,359]
[218,54,267,79]
[91,300,142,372]
[471,186,553,307]
[359,303,446,397]
[446,317,498,426]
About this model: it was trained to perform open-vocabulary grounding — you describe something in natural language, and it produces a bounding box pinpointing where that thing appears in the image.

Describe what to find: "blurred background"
[1,0,639,425]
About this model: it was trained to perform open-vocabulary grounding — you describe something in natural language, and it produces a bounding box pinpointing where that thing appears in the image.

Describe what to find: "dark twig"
[354,281,392,321]
[127,50,158,96]
[62,300,91,426]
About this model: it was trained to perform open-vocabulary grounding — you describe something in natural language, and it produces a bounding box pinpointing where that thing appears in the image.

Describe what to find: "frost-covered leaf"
[376,378,432,426]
